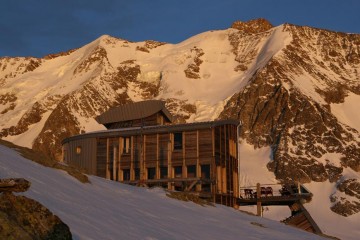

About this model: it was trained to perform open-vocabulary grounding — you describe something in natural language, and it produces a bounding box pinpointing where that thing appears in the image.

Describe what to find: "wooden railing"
[239,182,312,199]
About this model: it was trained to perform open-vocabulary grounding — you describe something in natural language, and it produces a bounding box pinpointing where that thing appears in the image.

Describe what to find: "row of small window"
[75,138,131,155]
[120,164,210,181]
[75,133,184,155]
[118,133,184,153]
[75,134,236,156]
[120,133,182,154]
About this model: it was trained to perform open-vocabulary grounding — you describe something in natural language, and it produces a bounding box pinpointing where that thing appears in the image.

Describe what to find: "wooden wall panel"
[172,150,183,166]
[198,129,213,165]
[96,138,107,178]
[158,133,170,166]
[185,131,197,165]
[145,134,157,167]
[64,138,97,174]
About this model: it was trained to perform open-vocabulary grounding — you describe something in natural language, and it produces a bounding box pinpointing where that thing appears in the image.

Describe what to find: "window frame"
[173,132,183,151]
[122,137,131,155]
[76,146,81,155]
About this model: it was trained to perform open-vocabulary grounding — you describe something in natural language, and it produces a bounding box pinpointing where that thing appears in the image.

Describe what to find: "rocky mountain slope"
[0,18,359,216]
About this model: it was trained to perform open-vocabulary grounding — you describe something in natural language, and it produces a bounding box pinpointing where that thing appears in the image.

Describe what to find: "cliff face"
[0,19,359,215]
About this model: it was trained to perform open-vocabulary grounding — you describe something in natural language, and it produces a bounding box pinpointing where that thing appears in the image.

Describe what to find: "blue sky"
[1,0,360,57]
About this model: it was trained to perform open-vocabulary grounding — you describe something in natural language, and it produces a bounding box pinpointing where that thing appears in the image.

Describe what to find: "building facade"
[62,100,240,206]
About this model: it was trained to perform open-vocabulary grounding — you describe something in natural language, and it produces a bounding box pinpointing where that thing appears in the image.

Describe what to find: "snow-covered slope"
[0,144,326,240]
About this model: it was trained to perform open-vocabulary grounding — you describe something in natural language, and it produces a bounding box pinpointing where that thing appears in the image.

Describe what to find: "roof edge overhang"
[95,100,173,125]
[62,119,240,145]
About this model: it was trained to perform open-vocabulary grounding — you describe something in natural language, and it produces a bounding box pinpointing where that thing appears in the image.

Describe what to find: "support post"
[156,134,160,179]
[167,137,172,190]
[196,130,201,192]
[106,138,110,179]
[257,183,262,216]
[113,145,117,180]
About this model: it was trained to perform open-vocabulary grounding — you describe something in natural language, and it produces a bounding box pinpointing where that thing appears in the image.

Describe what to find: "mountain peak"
[231,18,273,33]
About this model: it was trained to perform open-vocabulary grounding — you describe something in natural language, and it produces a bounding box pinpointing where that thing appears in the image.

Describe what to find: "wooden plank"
[185,131,197,165]
[156,133,160,179]
[182,132,187,178]
[96,138,107,178]
[118,137,122,181]
[122,177,213,184]
[185,180,199,191]
[140,135,145,180]
[130,136,134,180]
[167,134,172,190]
[199,129,213,159]
[113,145,117,180]
[196,130,201,191]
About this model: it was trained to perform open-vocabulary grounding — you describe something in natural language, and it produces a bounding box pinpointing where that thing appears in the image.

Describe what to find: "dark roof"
[62,119,240,144]
[95,100,173,125]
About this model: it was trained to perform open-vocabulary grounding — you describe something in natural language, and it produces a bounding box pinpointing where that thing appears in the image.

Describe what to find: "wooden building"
[62,100,240,206]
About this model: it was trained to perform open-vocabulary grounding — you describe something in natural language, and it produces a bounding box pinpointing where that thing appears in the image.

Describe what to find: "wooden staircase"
[282,201,322,234]
[238,183,323,235]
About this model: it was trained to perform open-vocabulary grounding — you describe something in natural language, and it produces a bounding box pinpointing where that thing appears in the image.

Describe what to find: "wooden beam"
[122,177,213,185]
[140,135,146,181]
[113,144,117,180]
[106,138,110,179]
[130,136,134,180]
[118,137,122,181]
[196,130,201,191]
[156,133,160,179]
[182,132,186,178]
[167,135,172,190]
[211,127,216,203]
[257,183,262,216]
[185,180,199,191]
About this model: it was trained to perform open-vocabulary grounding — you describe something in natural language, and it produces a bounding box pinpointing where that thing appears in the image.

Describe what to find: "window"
[173,132,183,150]
[201,165,210,179]
[134,168,140,180]
[122,137,131,154]
[160,167,168,179]
[122,169,130,181]
[201,165,211,192]
[174,166,182,178]
[147,168,156,180]
[229,139,237,158]
[187,165,196,178]
[158,115,164,125]
[76,146,81,154]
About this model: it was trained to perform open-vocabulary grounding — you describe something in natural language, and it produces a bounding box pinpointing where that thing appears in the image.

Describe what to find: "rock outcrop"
[231,18,273,33]
[0,178,72,239]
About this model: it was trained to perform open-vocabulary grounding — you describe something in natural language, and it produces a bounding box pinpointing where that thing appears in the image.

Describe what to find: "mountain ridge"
[0,19,359,217]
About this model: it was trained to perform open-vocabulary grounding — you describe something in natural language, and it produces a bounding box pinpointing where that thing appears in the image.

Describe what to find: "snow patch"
[3,111,52,148]
[136,71,161,84]
[331,93,360,133]
[305,181,360,240]
[188,99,229,122]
